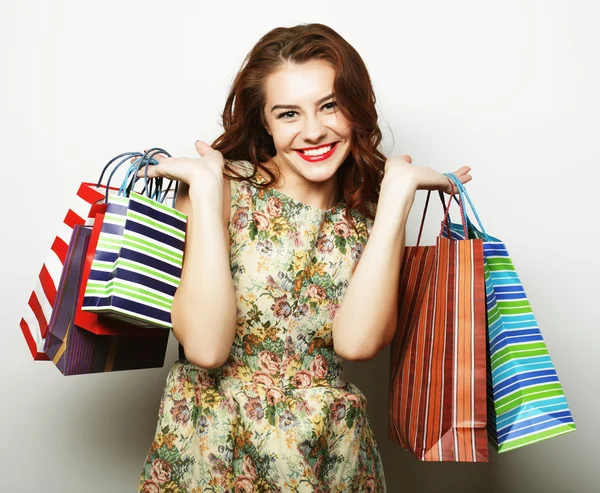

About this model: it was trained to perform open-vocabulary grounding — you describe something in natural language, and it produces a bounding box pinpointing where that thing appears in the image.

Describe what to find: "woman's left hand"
[383,155,472,195]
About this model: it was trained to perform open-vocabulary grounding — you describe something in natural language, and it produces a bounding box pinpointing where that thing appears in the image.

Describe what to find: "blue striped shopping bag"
[440,174,576,453]
[82,151,187,329]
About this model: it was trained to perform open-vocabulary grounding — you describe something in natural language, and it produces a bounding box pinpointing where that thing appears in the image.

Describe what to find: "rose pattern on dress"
[138,160,386,492]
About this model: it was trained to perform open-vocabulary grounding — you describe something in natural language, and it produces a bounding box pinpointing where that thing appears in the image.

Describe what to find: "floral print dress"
[138,160,387,492]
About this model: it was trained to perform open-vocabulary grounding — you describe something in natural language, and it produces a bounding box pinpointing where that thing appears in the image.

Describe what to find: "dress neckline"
[253,167,345,215]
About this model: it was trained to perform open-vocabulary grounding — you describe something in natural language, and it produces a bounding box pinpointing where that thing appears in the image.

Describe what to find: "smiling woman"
[259,60,352,211]
[137,23,389,492]
[212,23,387,230]
[137,20,473,493]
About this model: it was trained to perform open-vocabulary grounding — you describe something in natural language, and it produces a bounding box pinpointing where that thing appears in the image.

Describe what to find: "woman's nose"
[301,116,327,142]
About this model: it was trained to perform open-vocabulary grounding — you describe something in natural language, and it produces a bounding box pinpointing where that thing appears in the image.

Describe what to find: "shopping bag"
[72,203,159,336]
[441,173,576,453]
[21,150,173,355]
[43,224,169,375]
[81,189,187,329]
[19,182,113,360]
[388,189,489,462]
[69,151,173,335]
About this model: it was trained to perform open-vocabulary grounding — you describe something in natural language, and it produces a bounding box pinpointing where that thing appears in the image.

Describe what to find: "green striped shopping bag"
[441,173,576,452]
[82,151,187,329]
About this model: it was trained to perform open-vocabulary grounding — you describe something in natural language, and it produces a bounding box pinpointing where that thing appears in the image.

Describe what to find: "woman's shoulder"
[364,200,377,217]
[223,159,258,215]
[355,199,377,238]
[225,159,255,179]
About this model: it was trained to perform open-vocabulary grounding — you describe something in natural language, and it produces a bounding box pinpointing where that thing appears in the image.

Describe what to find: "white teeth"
[301,144,333,157]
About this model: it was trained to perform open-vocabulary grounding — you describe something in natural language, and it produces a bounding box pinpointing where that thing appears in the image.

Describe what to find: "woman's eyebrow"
[270,93,335,112]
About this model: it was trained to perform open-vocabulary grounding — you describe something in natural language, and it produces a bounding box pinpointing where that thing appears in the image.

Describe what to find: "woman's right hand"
[133,140,225,188]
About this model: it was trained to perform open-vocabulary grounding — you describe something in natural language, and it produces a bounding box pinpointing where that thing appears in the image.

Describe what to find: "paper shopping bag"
[19,183,114,360]
[441,174,576,453]
[82,191,187,329]
[73,201,159,336]
[44,225,169,375]
[388,190,489,462]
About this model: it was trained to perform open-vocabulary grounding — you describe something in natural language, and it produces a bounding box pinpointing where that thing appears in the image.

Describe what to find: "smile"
[295,142,339,162]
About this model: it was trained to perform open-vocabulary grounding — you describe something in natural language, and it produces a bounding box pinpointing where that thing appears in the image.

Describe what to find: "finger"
[140,149,168,164]
[130,154,150,164]
[136,165,159,179]
[195,140,214,157]
[452,172,472,185]
[130,152,147,164]
[453,165,471,175]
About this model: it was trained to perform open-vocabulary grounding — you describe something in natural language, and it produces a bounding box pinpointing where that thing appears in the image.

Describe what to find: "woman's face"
[262,60,352,187]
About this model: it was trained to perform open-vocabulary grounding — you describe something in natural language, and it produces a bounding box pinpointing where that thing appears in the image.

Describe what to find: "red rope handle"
[418,177,469,247]
[439,177,468,239]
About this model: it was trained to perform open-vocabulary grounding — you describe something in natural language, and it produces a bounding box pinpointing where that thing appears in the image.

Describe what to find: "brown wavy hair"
[211,23,386,228]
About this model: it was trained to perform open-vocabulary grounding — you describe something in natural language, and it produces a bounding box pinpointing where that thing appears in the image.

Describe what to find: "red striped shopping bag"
[19,183,113,360]
[388,188,489,461]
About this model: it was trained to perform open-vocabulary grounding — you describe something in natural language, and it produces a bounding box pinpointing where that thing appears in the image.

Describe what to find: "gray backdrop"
[1,1,596,491]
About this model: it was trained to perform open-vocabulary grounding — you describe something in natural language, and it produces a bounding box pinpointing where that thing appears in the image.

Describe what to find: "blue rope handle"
[103,153,145,203]
[120,148,171,200]
[136,148,178,207]
[98,151,162,203]
[443,173,488,238]
[96,148,178,207]
[119,157,160,197]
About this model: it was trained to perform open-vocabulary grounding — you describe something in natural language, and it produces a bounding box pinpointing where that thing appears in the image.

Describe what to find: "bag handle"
[124,147,179,208]
[415,178,468,247]
[125,148,168,200]
[97,152,159,203]
[436,188,475,236]
[120,148,166,200]
[120,156,160,199]
[96,148,176,206]
[97,152,153,189]
[443,173,488,239]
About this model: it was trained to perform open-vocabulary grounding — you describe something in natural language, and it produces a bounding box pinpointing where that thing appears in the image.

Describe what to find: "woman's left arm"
[332,156,471,361]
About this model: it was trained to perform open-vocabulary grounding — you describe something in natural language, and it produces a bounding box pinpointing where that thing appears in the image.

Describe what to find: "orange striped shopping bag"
[388,188,489,461]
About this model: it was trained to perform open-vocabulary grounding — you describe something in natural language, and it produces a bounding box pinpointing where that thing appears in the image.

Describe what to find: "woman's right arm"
[137,140,238,369]
[170,176,237,369]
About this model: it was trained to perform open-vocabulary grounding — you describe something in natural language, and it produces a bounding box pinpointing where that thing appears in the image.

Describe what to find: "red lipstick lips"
[295,142,339,162]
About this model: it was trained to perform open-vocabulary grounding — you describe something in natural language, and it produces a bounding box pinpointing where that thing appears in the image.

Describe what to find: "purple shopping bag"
[43,225,169,375]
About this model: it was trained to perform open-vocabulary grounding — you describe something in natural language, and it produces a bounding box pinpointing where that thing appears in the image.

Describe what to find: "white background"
[1,1,597,492]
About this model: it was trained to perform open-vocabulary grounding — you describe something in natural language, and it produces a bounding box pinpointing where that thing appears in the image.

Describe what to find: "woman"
[137,23,471,492]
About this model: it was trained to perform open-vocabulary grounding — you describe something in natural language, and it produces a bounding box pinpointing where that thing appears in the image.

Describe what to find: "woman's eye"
[276,102,337,120]
[277,111,297,119]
